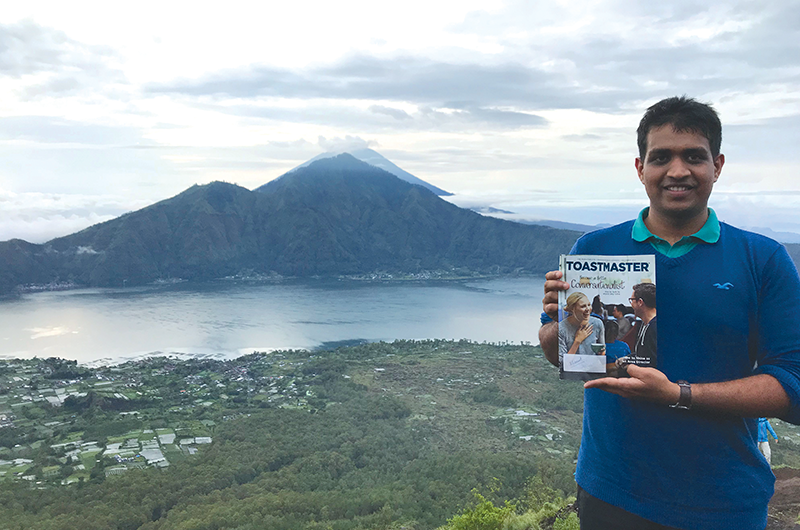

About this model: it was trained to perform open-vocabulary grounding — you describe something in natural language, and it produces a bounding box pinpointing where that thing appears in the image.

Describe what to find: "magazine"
[557,254,657,380]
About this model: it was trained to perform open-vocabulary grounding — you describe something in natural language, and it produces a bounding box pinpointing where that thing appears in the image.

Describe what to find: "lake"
[0,277,546,366]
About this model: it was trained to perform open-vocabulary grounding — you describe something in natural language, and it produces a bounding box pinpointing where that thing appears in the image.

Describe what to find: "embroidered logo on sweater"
[713,282,734,290]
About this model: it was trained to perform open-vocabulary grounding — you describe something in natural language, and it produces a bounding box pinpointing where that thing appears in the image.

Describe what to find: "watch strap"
[669,380,692,410]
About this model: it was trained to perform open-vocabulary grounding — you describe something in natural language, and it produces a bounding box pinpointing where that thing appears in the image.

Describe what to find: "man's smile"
[635,126,724,226]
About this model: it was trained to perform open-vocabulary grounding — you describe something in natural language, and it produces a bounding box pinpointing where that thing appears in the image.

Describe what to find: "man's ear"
[635,158,645,184]
[713,154,725,182]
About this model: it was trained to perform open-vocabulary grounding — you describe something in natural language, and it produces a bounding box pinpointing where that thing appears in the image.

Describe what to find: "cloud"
[193,98,547,133]
[4,1,800,244]
[317,135,373,152]
[562,133,603,141]
[0,19,88,77]
[0,115,143,145]
[368,105,412,120]
[146,55,567,108]
[435,103,546,127]
[139,2,800,137]
[725,115,800,162]
[146,39,798,121]
[0,19,123,97]
[0,189,149,243]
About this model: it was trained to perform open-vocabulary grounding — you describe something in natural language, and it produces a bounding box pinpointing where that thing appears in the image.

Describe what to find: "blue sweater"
[604,340,631,363]
[572,221,800,530]
[757,418,778,443]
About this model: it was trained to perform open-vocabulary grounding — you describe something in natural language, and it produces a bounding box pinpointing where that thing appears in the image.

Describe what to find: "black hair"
[637,96,722,159]
[632,283,656,309]
[604,320,619,343]
[592,295,603,315]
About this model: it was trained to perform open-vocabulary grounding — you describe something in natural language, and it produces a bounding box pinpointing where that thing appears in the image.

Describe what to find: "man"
[539,96,800,530]
[611,304,632,339]
[628,283,657,368]
[757,418,778,465]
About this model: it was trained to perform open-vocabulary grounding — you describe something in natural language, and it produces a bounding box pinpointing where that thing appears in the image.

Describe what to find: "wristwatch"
[669,380,692,410]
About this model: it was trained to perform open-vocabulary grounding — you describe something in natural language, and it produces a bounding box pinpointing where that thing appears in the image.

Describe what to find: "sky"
[2,0,800,243]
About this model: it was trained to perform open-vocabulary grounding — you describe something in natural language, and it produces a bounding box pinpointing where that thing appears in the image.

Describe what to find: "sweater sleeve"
[753,245,800,425]
[767,421,778,440]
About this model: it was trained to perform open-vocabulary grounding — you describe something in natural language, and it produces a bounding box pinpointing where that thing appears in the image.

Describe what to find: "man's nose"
[666,158,691,178]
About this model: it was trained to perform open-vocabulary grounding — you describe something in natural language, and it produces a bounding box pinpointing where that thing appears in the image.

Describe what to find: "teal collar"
[631,208,720,257]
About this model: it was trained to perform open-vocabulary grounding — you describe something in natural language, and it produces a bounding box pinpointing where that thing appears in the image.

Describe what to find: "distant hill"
[0,155,579,295]
[784,243,800,267]
[262,148,452,196]
[517,219,602,233]
[470,206,515,215]
[744,226,800,244]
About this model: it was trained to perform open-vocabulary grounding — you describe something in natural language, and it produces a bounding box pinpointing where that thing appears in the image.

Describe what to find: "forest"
[1,340,798,529]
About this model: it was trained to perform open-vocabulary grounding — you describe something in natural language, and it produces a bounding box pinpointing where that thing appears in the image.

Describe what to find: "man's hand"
[584,364,680,406]
[587,369,792,417]
[540,270,570,366]
[542,270,569,320]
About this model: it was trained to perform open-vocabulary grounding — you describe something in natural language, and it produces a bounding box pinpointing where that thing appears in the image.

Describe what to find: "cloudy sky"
[2,0,800,243]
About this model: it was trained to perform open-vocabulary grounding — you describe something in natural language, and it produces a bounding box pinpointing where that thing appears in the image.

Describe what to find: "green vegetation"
[442,491,517,530]
[0,340,798,529]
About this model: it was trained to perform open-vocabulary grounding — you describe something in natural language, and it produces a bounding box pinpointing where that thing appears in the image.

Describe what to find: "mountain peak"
[257,149,452,196]
[304,152,371,171]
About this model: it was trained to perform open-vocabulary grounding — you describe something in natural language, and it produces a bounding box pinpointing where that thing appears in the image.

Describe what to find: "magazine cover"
[558,254,657,380]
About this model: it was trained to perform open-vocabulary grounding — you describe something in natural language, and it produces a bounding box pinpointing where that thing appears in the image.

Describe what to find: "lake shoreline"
[7,271,548,298]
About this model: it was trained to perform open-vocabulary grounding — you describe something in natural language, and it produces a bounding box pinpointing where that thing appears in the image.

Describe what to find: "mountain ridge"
[0,155,580,296]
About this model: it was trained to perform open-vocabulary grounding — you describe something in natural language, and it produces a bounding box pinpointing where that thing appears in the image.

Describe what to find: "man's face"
[629,292,644,319]
[635,125,724,222]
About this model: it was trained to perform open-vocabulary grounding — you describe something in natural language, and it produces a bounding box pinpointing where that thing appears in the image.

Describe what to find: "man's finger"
[584,377,626,391]
[625,364,645,377]
[545,270,563,281]
[544,280,570,293]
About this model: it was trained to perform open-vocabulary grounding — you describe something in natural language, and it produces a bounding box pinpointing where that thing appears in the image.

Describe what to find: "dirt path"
[768,467,800,529]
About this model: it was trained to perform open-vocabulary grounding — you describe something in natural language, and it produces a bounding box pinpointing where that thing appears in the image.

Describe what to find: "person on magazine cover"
[591,295,606,320]
[538,96,800,530]
[610,305,632,339]
[603,320,631,376]
[558,292,605,359]
[628,283,657,368]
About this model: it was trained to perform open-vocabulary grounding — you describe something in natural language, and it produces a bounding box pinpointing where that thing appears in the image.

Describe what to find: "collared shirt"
[538,209,722,324]
[631,207,720,258]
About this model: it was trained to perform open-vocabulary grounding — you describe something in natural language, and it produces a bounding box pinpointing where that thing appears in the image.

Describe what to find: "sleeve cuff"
[756,364,800,425]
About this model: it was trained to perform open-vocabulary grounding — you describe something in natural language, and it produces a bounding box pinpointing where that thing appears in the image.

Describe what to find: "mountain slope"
[256,154,577,274]
[47,181,263,285]
[260,147,452,196]
[0,155,579,294]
